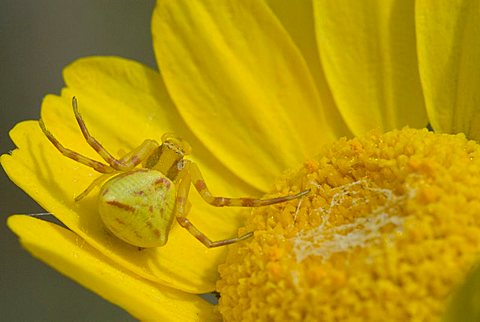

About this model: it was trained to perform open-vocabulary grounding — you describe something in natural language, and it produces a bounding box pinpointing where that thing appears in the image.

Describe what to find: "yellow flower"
[2,0,480,320]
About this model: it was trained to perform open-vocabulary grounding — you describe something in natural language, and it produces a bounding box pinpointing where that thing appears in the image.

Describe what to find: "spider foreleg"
[176,216,253,248]
[174,162,253,247]
[75,172,116,201]
[39,119,114,174]
[188,161,309,207]
[117,139,159,167]
[72,97,159,171]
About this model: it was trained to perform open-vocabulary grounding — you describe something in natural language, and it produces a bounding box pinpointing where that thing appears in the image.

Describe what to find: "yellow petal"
[61,57,258,197]
[153,0,336,192]
[1,103,247,293]
[416,0,480,140]
[61,57,262,286]
[265,0,351,138]
[314,0,427,134]
[7,215,219,321]
[2,56,261,293]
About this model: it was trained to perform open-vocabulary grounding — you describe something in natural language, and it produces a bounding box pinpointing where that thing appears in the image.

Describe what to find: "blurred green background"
[1,1,156,320]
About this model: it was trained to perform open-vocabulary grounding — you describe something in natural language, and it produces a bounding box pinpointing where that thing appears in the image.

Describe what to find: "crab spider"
[39,97,309,248]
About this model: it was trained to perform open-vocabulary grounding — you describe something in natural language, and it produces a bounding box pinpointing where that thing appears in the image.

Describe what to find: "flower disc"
[218,128,480,321]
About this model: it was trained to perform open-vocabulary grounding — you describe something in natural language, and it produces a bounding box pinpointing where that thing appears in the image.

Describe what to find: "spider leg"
[177,216,253,248]
[174,162,253,248]
[75,172,115,201]
[187,161,310,207]
[75,133,158,200]
[39,119,114,173]
[116,139,160,166]
[72,97,159,171]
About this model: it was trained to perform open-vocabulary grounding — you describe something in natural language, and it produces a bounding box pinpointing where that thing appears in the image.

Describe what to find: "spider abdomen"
[98,169,177,248]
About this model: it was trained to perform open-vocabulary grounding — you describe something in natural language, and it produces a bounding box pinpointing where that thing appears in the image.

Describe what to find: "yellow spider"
[39,97,309,248]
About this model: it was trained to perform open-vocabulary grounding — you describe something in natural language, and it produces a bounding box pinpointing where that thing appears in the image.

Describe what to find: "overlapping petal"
[416,0,480,140]
[313,0,427,135]
[1,57,260,293]
[153,0,335,192]
[7,215,219,321]
[264,0,351,138]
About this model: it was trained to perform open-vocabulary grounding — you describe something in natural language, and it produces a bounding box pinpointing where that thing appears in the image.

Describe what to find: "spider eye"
[161,133,192,155]
[177,159,186,170]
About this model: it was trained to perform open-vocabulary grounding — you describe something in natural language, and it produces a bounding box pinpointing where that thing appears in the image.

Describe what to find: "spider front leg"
[71,97,159,171]
[174,161,253,248]
[174,160,309,248]
[39,97,160,199]
[39,119,114,174]
[188,161,310,207]
[73,140,165,200]
[40,97,160,174]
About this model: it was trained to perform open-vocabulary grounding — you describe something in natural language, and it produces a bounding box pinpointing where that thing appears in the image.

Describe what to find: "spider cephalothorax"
[39,97,309,248]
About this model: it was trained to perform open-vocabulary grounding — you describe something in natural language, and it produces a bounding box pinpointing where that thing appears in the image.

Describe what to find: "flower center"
[217,128,480,321]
